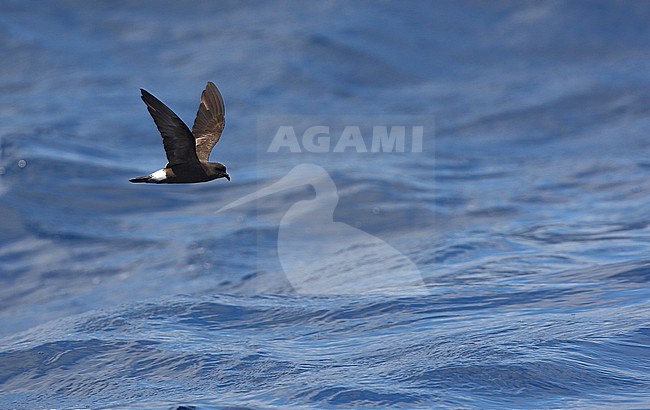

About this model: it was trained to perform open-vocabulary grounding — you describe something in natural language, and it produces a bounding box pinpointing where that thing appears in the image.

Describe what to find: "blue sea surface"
[1,1,650,408]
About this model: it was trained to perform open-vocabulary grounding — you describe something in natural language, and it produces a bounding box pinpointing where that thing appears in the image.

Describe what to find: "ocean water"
[1,1,650,408]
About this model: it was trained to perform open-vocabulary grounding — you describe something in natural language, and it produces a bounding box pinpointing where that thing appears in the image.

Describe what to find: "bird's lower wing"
[141,88,199,167]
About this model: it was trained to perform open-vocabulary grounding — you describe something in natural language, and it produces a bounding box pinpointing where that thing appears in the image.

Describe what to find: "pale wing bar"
[191,81,226,162]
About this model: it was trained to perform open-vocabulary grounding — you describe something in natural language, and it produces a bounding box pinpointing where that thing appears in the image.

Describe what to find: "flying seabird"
[130,82,230,184]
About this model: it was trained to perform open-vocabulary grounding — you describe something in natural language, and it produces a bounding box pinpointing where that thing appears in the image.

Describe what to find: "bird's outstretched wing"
[141,88,199,167]
[191,82,225,162]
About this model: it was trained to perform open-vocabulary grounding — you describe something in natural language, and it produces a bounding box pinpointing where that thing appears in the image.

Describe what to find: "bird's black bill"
[225,174,231,181]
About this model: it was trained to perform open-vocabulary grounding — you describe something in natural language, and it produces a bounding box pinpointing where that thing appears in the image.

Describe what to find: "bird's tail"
[129,175,150,183]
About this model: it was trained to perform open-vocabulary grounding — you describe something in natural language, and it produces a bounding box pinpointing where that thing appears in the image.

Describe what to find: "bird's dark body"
[130,161,228,184]
[130,82,230,184]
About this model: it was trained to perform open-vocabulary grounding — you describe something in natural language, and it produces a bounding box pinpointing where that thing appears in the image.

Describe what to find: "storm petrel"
[130,82,230,184]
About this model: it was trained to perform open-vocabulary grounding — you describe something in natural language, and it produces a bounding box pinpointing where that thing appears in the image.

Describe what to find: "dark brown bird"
[130,82,230,184]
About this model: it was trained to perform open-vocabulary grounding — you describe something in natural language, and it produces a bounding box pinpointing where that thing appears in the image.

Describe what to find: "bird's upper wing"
[141,88,199,167]
[191,82,226,162]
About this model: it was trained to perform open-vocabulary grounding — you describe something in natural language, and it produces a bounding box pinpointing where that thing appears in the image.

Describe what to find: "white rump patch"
[150,169,167,181]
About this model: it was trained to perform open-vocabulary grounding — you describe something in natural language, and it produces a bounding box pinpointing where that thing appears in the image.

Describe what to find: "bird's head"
[211,162,230,181]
